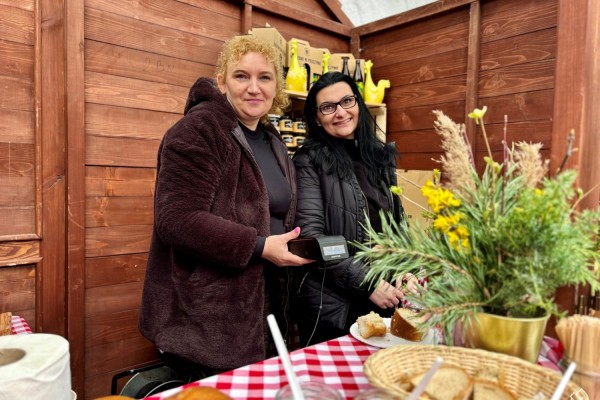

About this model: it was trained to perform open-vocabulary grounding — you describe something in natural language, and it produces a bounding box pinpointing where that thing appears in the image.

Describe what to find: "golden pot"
[462,312,549,363]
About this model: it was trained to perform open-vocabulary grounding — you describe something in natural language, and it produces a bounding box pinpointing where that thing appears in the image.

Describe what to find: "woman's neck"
[238,119,259,131]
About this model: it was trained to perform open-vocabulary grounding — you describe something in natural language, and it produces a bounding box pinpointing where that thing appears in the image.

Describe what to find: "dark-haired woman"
[292,72,414,346]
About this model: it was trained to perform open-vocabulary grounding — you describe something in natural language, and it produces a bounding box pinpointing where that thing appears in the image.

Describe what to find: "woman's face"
[217,52,276,130]
[315,82,359,139]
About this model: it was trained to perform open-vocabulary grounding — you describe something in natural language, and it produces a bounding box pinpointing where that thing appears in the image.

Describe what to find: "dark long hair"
[298,72,396,185]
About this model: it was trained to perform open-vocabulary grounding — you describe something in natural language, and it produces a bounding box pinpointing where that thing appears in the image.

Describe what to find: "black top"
[241,122,292,235]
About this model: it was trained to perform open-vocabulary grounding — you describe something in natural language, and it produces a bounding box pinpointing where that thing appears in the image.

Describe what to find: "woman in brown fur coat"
[139,36,312,380]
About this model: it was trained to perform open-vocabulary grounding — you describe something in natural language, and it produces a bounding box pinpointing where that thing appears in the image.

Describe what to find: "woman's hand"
[262,227,315,267]
[396,273,420,295]
[369,279,404,309]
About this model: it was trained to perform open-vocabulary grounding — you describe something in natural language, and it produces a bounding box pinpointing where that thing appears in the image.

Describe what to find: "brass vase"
[462,312,550,363]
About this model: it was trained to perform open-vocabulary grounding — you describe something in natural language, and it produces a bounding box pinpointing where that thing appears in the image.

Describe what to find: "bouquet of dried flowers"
[355,108,600,342]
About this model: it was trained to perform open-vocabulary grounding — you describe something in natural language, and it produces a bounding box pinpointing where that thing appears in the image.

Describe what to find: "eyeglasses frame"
[317,94,358,115]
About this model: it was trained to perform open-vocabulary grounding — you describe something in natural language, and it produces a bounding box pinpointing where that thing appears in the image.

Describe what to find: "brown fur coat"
[139,78,296,370]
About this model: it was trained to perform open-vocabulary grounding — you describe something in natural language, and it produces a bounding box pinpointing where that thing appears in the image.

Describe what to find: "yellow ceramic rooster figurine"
[286,39,307,92]
[363,60,390,104]
[322,52,330,74]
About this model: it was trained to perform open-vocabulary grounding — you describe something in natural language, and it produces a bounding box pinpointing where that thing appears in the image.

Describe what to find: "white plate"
[349,317,436,348]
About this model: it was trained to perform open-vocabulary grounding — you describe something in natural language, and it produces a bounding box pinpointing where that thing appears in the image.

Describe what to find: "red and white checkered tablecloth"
[144,334,563,400]
[144,335,377,400]
[10,315,32,335]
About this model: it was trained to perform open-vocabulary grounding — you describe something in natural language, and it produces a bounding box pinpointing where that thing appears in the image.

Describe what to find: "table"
[145,335,374,400]
[144,334,563,400]
[11,315,32,335]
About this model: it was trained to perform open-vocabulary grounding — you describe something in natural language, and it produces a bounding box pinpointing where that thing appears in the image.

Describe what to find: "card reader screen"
[322,245,346,256]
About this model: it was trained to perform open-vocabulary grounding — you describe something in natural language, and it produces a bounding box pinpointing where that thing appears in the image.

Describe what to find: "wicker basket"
[364,345,581,399]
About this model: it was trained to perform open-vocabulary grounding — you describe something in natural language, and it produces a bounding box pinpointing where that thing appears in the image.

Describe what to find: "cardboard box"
[287,39,329,90]
[249,26,287,69]
[308,47,330,88]
[328,53,355,74]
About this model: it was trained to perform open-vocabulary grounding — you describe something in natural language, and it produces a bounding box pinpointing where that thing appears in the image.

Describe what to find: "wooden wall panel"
[85,253,148,288]
[359,6,471,170]
[0,76,34,112]
[0,0,34,11]
[85,8,224,64]
[252,10,349,52]
[86,166,156,197]
[0,40,34,79]
[86,197,154,228]
[0,4,35,45]
[0,265,35,329]
[270,0,332,21]
[85,72,188,113]
[361,0,558,172]
[480,0,557,43]
[85,41,212,87]
[87,0,240,42]
[0,109,34,143]
[0,0,37,331]
[0,240,40,267]
[86,104,180,140]
[480,28,557,72]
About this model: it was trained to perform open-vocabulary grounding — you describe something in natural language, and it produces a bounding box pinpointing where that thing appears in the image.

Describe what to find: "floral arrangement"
[355,108,600,342]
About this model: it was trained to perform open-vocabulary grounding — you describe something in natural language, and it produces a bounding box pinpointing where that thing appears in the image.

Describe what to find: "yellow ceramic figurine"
[363,60,390,104]
[322,52,330,74]
[286,39,307,92]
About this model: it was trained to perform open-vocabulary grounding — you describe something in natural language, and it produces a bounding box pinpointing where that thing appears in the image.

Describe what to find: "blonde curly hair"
[215,35,289,118]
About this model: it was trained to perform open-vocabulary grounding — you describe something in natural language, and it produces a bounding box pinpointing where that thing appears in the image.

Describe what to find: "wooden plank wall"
[81,0,350,398]
[0,1,37,327]
[359,0,557,172]
[2,0,596,399]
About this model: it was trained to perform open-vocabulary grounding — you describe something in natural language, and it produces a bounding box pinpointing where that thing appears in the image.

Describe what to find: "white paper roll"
[0,333,72,400]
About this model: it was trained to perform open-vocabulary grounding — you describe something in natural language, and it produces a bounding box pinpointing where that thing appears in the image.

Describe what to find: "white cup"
[275,381,342,400]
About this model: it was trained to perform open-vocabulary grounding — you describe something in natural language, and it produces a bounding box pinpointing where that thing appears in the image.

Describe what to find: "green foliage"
[355,113,600,345]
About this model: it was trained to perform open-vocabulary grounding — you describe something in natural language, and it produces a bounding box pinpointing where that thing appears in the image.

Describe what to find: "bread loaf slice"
[356,311,387,338]
[390,308,426,341]
[472,381,517,400]
[409,365,473,400]
[166,387,232,400]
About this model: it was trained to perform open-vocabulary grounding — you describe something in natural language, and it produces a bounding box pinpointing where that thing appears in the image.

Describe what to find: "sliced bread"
[356,311,387,338]
[390,308,426,341]
[472,381,517,400]
[409,365,473,400]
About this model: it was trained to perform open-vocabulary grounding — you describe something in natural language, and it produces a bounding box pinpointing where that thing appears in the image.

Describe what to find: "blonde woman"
[139,36,312,379]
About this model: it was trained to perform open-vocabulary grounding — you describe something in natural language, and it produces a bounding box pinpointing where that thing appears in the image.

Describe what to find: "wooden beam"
[65,0,86,397]
[579,0,600,211]
[353,0,474,36]
[38,0,67,337]
[321,0,353,27]
[350,29,360,59]
[551,0,585,174]
[244,0,351,37]
[241,3,252,34]
[464,1,481,150]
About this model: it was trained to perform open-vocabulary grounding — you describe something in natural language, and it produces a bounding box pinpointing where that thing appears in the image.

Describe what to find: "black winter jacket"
[292,143,404,345]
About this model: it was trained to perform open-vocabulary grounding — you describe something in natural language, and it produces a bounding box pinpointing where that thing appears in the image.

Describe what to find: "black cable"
[305,267,326,346]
